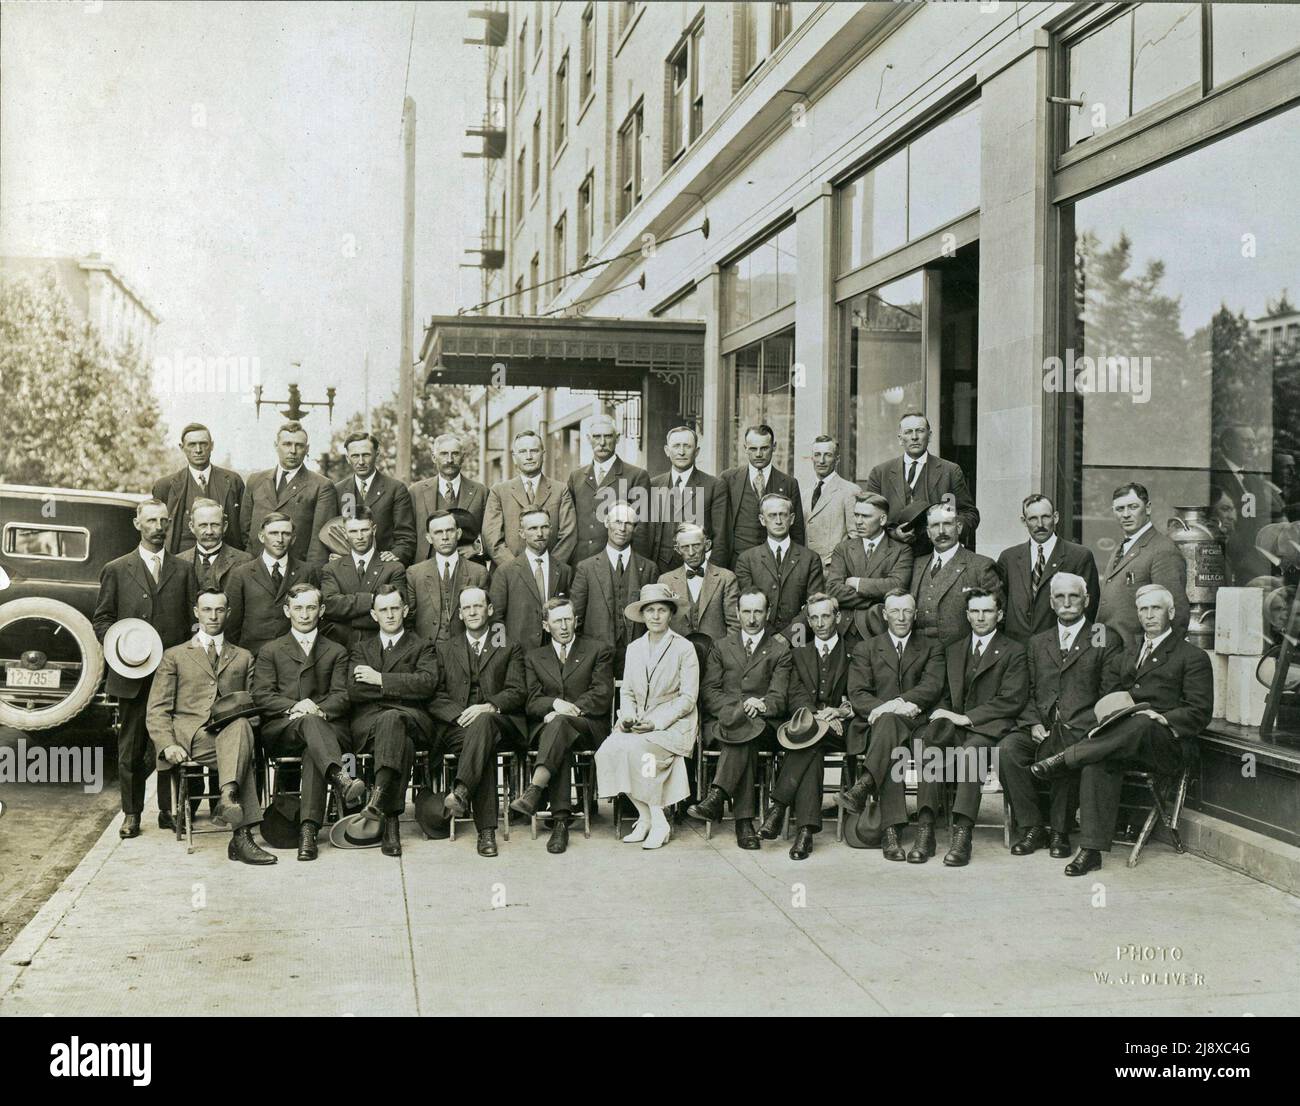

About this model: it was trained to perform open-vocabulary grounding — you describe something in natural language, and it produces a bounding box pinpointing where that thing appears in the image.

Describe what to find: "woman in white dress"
[596,583,698,850]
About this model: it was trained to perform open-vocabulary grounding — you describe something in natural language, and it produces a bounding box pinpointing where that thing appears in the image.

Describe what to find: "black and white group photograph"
[0,0,1297,1059]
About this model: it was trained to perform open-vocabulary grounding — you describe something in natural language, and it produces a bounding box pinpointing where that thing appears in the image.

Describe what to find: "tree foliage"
[323,382,480,483]
[0,272,171,491]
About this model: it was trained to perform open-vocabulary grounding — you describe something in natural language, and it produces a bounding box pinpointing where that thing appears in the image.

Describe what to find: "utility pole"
[397,96,416,481]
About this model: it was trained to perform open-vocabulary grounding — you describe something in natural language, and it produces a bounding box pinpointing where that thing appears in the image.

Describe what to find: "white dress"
[596,629,698,805]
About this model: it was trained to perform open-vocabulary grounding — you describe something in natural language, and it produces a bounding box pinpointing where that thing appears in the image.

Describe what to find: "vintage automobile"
[0,483,147,732]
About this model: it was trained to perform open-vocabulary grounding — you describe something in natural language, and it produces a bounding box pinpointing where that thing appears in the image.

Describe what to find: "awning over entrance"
[420,314,706,390]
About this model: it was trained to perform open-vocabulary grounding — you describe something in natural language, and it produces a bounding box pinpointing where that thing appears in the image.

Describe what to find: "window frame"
[617,98,645,223]
[554,50,570,156]
[552,211,568,295]
[577,172,595,266]
[2,523,91,563]
[580,3,596,106]
[667,16,705,163]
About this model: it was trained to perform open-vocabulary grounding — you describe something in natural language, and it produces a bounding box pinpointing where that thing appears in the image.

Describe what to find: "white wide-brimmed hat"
[102,618,164,680]
[624,582,687,623]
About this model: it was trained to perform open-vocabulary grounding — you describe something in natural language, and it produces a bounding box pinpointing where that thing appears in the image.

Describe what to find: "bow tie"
[686,566,705,578]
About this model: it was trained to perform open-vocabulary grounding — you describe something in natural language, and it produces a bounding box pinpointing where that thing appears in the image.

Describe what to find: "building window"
[529,253,540,315]
[552,213,567,295]
[516,18,528,99]
[533,1,542,55]
[514,275,524,314]
[771,2,792,49]
[577,173,594,266]
[730,328,796,471]
[617,100,644,223]
[737,2,759,81]
[531,113,541,194]
[667,19,704,162]
[722,222,798,334]
[1211,3,1300,86]
[514,147,526,225]
[837,99,980,275]
[619,1,638,36]
[652,283,704,321]
[554,51,569,153]
[1059,104,1300,699]
[580,3,596,103]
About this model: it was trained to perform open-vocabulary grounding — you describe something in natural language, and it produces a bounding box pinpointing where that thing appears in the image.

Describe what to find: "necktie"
[972,640,983,663]
[811,480,823,510]
[356,558,367,576]
[745,637,755,657]
[533,557,546,598]
[384,639,394,653]
[819,643,829,661]
[473,638,483,658]
[201,552,215,570]
[905,460,918,502]
[271,562,283,591]
[895,638,904,662]
[1032,544,1046,591]
[864,540,876,560]
[206,641,219,673]
[442,559,452,585]
[930,555,941,580]
[617,553,625,578]
[525,479,536,505]
[444,482,457,507]
[147,554,160,584]
[1138,641,1152,668]
[1060,630,1071,658]
[686,565,704,578]
[752,471,764,501]
[276,470,287,496]
[558,644,568,665]
[773,544,783,571]
[196,472,207,492]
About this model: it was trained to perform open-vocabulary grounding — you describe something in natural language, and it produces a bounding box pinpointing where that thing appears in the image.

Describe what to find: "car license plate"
[5,667,61,689]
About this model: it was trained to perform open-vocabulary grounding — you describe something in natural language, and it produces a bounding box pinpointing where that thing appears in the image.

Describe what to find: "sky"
[1,0,484,471]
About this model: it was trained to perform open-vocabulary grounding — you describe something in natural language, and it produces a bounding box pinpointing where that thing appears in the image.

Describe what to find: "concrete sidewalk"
[2,795,1297,1017]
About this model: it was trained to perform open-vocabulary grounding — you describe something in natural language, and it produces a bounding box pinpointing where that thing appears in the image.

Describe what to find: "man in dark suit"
[319,508,408,647]
[1033,584,1213,877]
[689,589,793,849]
[409,433,489,564]
[759,593,854,860]
[1095,482,1189,648]
[514,598,615,854]
[659,523,739,644]
[335,431,416,565]
[734,492,824,635]
[152,422,245,554]
[347,585,439,857]
[840,590,946,860]
[718,423,805,566]
[996,493,1099,643]
[565,413,652,566]
[429,587,526,857]
[92,498,198,836]
[864,410,978,555]
[252,582,365,861]
[647,425,731,571]
[239,420,339,567]
[482,431,577,567]
[910,588,1028,867]
[407,510,489,645]
[225,513,316,656]
[488,508,574,652]
[177,497,252,592]
[998,572,1123,859]
[826,493,914,641]
[569,502,658,675]
[911,503,1003,646]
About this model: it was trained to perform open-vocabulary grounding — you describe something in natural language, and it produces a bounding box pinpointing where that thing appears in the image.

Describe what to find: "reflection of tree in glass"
[324,384,480,483]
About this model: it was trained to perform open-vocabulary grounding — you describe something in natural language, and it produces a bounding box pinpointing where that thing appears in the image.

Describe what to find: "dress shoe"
[329,766,367,811]
[229,827,277,865]
[213,786,243,827]
[906,821,936,863]
[1064,847,1102,877]
[943,824,973,867]
[622,819,649,843]
[758,801,787,840]
[119,814,141,839]
[547,817,570,854]
[477,829,498,857]
[1010,825,1050,856]
[510,783,544,818]
[297,821,319,861]
[444,782,471,819]
[157,811,175,831]
[381,814,402,857]
[686,786,725,822]
[834,773,876,815]
[642,818,670,850]
[735,818,761,850]
[789,826,813,860]
[1049,831,1072,859]
[1030,751,1070,782]
[881,825,907,862]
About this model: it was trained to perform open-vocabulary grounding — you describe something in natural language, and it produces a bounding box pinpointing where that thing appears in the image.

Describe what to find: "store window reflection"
[730,327,795,470]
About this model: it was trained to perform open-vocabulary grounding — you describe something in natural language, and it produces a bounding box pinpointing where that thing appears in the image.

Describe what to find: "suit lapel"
[698,564,720,611]
[1107,529,1151,579]
[1060,622,1091,672]
[274,469,302,508]
[931,552,967,599]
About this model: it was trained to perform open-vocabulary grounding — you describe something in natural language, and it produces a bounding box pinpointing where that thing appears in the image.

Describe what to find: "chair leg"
[1168,769,1189,853]
[171,771,183,842]
[582,759,592,840]
[1127,781,1163,868]
[183,771,195,853]
[500,754,512,843]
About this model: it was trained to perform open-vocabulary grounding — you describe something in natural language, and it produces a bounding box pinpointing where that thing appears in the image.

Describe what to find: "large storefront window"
[730,327,795,471]
[722,222,797,332]
[837,100,980,273]
[1062,104,1300,735]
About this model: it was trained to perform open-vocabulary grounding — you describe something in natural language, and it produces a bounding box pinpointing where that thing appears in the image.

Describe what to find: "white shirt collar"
[816,634,840,655]
[1032,533,1058,561]
[593,458,614,482]
[1122,522,1152,551]
[435,550,459,570]
[741,629,764,649]
[354,549,374,571]
[903,452,928,471]
[466,627,489,650]
[262,551,287,572]
[888,632,910,651]
[932,543,960,569]
[291,627,317,651]
[521,473,540,490]
[189,465,212,482]
[606,544,629,567]
[747,463,770,487]
[527,549,548,567]
[380,629,404,649]
[138,546,163,567]
[195,542,223,557]
[1058,619,1085,649]
[768,535,791,557]
[971,629,996,651]
[356,472,375,494]
[1141,628,1172,653]
[671,466,695,485]
[197,630,224,650]
[552,638,571,660]
[861,533,882,555]
[441,474,461,496]
[277,465,302,482]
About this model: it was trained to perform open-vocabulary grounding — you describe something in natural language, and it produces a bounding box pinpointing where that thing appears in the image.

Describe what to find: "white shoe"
[642,823,671,849]
[622,819,649,843]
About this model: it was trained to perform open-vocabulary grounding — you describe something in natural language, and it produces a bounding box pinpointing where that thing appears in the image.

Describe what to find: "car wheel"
[0,597,104,731]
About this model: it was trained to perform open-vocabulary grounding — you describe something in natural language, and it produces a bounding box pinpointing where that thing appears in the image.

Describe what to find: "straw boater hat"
[624,582,687,623]
[1086,690,1152,739]
[318,516,352,557]
[102,619,164,680]
[777,706,830,751]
